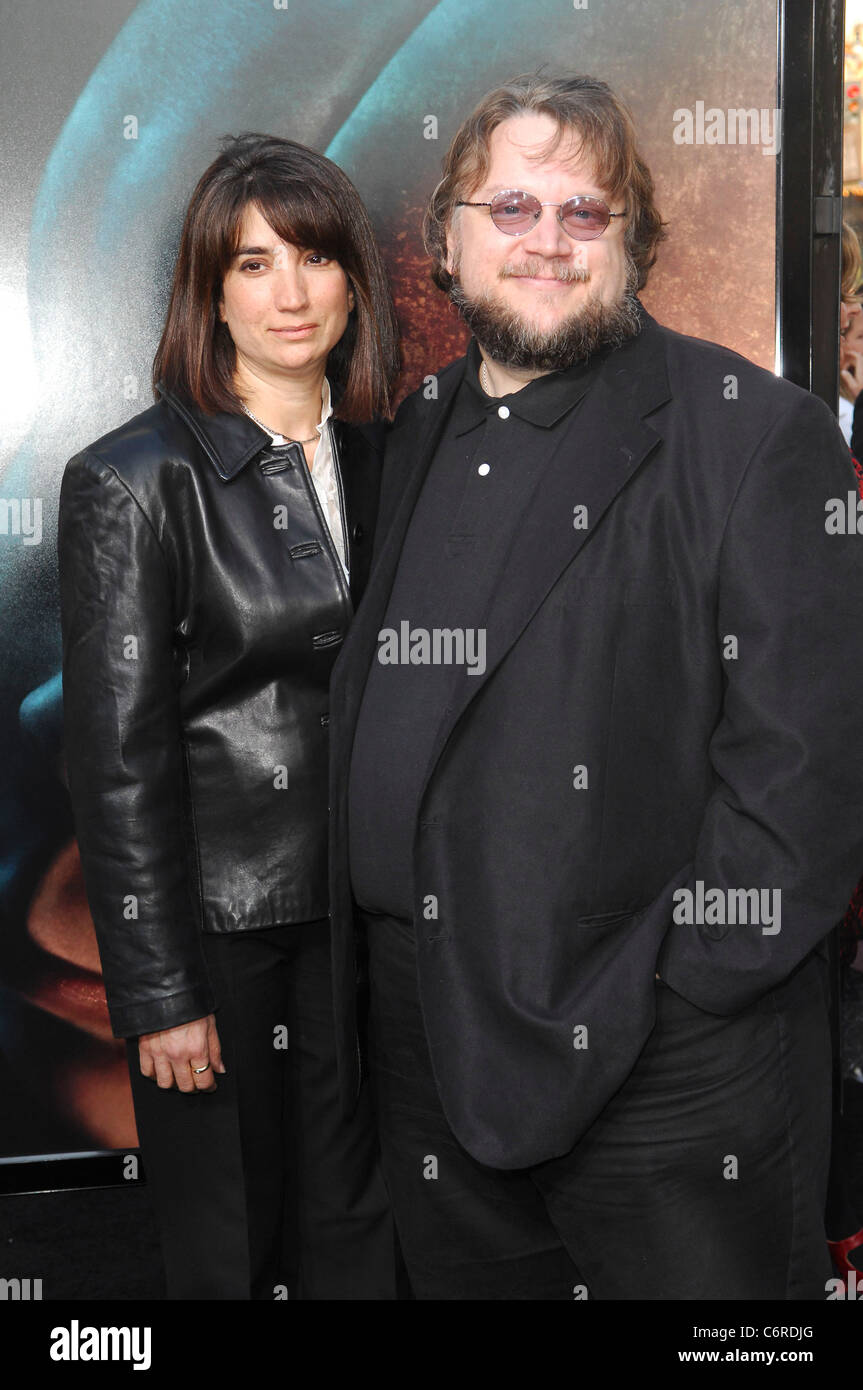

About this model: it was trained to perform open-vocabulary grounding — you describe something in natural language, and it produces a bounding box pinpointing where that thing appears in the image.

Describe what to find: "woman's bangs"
[233,184,346,263]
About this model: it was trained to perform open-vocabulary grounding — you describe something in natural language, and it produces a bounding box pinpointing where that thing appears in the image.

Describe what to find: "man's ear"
[444,229,454,276]
[444,216,460,278]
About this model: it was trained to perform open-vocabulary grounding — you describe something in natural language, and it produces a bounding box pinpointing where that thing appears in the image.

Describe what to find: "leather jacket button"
[351,522,364,543]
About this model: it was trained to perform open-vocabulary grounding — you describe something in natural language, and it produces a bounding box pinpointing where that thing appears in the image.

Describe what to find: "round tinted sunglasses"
[455,189,626,240]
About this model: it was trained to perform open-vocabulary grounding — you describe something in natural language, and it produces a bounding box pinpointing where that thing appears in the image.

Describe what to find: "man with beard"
[329,74,863,1298]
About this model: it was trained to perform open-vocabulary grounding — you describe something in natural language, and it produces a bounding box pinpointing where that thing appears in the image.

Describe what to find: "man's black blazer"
[328,306,863,1169]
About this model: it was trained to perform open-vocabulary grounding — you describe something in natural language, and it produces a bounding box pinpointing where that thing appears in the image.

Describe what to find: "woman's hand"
[137,1014,225,1093]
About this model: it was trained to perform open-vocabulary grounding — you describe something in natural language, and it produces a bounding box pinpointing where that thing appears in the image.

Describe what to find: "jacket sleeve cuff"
[108,985,217,1040]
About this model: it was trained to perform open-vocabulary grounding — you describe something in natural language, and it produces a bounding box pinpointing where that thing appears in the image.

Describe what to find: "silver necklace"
[242,403,318,445]
[479,360,493,395]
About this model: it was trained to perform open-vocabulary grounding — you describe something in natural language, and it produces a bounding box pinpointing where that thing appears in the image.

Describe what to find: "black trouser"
[126,919,397,1300]
[363,911,833,1300]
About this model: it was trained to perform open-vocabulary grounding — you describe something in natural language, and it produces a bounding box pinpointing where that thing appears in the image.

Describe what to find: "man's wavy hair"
[423,74,667,294]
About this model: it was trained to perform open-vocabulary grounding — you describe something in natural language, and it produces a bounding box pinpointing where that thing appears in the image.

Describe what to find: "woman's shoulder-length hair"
[153,133,400,423]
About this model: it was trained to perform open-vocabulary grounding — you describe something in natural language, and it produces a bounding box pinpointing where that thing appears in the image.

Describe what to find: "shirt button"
[497,405,510,419]
[477,462,491,476]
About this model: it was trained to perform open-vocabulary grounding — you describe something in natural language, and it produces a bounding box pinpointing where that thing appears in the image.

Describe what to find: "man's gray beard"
[448,267,642,372]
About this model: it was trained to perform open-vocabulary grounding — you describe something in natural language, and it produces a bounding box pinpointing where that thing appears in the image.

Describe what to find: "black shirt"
[348,337,602,920]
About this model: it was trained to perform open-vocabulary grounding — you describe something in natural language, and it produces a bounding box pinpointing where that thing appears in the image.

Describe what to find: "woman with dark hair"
[57,134,400,1299]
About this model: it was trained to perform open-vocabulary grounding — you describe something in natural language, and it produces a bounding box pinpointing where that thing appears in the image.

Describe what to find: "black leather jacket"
[57,382,382,1039]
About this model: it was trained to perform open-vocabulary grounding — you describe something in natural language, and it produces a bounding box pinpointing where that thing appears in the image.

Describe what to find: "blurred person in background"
[840,220,863,470]
[824,222,863,1288]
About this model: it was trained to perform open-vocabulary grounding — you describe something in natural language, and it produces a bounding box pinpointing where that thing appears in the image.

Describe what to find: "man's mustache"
[498,258,590,283]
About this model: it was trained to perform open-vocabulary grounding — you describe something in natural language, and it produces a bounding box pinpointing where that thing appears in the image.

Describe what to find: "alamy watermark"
[0,497,42,545]
[0,1277,42,1300]
[673,102,782,155]
[672,881,781,935]
[377,622,487,676]
[49,1321,151,1370]
[825,491,863,533]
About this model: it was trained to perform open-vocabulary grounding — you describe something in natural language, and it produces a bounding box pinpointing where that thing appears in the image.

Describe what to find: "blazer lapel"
[415,317,672,795]
[332,361,466,714]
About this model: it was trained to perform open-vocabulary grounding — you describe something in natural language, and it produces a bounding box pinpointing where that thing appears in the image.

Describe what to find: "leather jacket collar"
[156,379,283,483]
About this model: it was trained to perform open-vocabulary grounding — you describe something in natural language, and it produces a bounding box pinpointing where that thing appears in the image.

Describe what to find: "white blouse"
[264,378,349,579]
